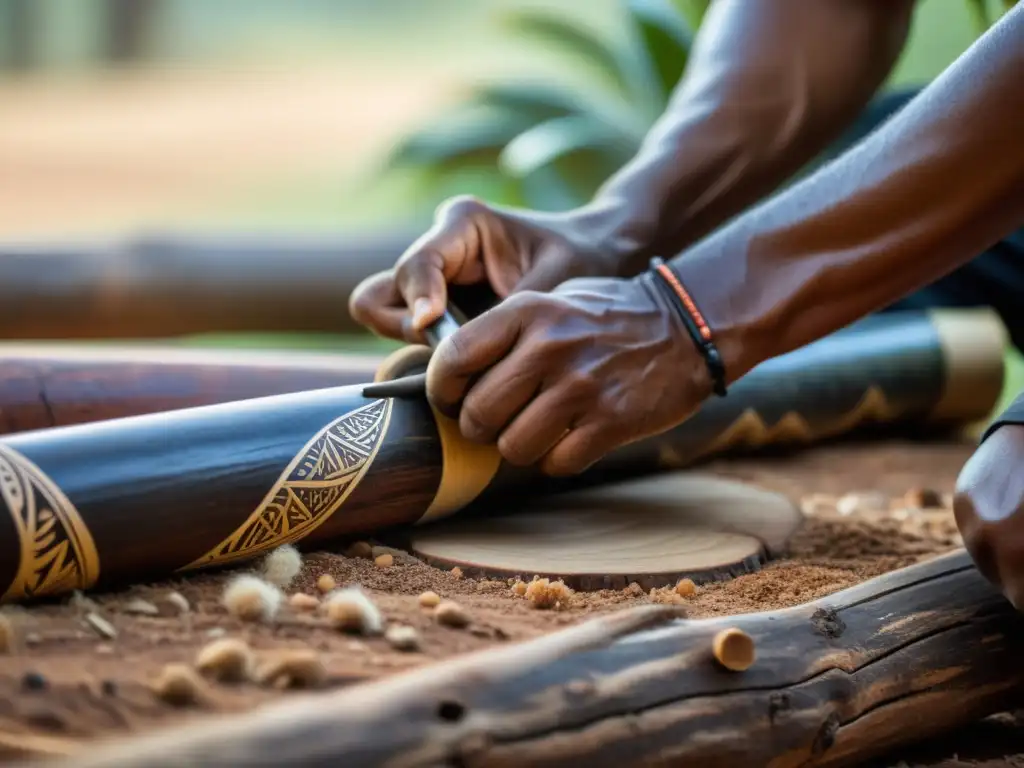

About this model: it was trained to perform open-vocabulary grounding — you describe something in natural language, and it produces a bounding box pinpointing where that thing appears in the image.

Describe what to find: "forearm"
[574,0,913,274]
[670,4,1024,384]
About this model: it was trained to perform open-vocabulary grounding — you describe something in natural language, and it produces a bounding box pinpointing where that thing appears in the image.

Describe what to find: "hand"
[425,273,713,476]
[348,196,623,343]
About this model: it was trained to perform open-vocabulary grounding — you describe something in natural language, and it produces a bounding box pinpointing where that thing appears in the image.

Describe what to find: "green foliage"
[386,0,699,212]
[965,0,1020,36]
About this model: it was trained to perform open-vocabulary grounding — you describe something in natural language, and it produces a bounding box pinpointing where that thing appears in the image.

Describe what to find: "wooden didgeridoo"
[0,229,418,339]
[0,345,385,434]
[0,308,1005,604]
[42,549,1024,768]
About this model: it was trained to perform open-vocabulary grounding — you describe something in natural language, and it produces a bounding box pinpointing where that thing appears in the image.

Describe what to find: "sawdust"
[0,437,1015,767]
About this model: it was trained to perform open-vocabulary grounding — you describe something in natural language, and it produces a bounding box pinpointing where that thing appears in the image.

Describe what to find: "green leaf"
[519,163,592,212]
[502,11,635,97]
[964,0,991,35]
[671,0,710,31]
[472,81,646,138]
[386,107,530,171]
[498,115,636,179]
[627,0,694,103]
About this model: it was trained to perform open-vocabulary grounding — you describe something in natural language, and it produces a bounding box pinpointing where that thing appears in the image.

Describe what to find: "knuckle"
[563,371,599,399]
[497,433,532,467]
[438,194,489,221]
[459,395,498,436]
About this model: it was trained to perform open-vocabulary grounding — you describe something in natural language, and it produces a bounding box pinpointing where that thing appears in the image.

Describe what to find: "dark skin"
[351,2,1024,599]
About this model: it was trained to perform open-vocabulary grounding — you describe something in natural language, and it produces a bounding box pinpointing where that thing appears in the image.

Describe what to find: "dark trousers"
[821,88,1024,353]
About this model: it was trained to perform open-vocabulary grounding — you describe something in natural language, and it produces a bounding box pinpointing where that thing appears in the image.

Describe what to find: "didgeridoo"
[0,308,1005,604]
[0,345,385,434]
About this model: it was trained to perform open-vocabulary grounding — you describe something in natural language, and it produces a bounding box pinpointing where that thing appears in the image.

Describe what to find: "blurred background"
[0,0,1001,240]
[0,0,1020,392]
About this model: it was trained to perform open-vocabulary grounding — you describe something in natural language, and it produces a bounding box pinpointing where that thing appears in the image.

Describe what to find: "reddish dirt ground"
[1,436,1021,766]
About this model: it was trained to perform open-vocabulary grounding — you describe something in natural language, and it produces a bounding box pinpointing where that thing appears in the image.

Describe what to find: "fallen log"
[0,229,418,339]
[0,344,384,434]
[43,549,1024,768]
[0,309,1003,604]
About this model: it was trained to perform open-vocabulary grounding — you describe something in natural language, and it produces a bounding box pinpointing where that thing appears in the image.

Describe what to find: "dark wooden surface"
[0,230,417,339]
[46,549,1024,768]
[0,346,383,434]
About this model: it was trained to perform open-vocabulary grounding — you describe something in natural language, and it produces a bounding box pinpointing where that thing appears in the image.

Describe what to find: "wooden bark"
[51,550,1024,768]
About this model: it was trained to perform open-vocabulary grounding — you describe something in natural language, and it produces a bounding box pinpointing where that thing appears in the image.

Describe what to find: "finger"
[425,302,524,417]
[395,197,489,334]
[540,420,622,477]
[496,386,579,466]
[347,270,408,340]
[458,347,542,444]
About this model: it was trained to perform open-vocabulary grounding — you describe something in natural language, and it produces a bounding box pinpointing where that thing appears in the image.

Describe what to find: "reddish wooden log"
[0,345,385,434]
[0,230,417,339]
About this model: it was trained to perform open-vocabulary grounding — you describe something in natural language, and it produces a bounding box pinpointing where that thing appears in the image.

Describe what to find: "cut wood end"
[712,628,755,672]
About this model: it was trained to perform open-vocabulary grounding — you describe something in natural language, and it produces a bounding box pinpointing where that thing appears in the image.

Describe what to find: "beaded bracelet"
[648,257,728,397]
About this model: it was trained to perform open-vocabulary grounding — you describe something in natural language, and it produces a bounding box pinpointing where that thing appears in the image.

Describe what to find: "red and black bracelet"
[649,256,728,397]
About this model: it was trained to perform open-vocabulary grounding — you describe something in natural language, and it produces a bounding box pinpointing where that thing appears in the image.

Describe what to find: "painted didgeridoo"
[0,308,1005,604]
[0,345,386,434]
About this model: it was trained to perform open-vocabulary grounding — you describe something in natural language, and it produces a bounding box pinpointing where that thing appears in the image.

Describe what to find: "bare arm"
[668,3,1024,384]
[577,0,915,274]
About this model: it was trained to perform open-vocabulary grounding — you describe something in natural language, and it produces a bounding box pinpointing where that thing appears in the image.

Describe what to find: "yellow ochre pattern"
[0,445,100,602]
[180,398,393,571]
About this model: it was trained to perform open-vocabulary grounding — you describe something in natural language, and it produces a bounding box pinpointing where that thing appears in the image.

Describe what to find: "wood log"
[0,309,1004,605]
[0,229,418,339]
[0,344,385,434]
[40,549,1024,768]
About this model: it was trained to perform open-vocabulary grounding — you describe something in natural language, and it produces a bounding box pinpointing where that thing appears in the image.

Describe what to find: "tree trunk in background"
[104,0,160,63]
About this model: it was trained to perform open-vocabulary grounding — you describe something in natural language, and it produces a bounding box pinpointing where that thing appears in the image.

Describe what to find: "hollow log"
[0,309,1005,604]
[0,229,418,339]
[40,549,1024,768]
[0,345,384,434]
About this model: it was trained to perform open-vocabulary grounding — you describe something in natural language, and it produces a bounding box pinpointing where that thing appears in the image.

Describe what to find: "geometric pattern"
[0,444,100,602]
[180,398,393,571]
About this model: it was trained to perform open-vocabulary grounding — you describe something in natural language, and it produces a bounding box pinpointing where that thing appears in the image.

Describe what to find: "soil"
[0,435,1022,767]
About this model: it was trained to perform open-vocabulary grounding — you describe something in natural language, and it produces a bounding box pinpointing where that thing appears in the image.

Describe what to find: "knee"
[954,424,1024,609]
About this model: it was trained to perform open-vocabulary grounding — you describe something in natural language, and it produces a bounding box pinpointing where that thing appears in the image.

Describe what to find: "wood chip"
[374,554,394,568]
[165,592,190,614]
[384,625,421,652]
[316,574,337,593]
[121,598,160,616]
[675,579,697,598]
[85,612,117,640]
[418,591,441,608]
[289,593,320,611]
[152,664,205,707]
[434,600,469,629]
[254,650,325,689]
